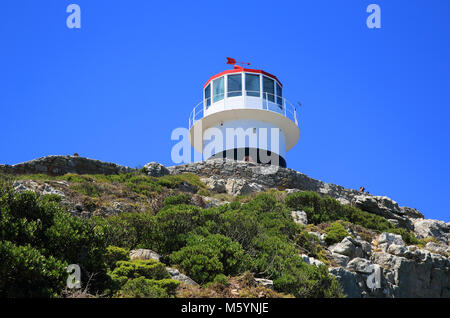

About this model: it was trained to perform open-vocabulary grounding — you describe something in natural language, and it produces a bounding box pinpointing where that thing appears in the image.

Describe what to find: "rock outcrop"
[325,232,450,298]
[168,159,424,230]
[0,155,132,176]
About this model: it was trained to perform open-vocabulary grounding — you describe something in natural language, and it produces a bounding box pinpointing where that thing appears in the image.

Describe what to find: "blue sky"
[1,1,449,221]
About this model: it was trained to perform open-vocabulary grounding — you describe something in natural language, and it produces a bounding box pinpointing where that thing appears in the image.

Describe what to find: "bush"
[155,204,216,254]
[169,234,244,284]
[0,188,108,294]
[116,277,168,298]
[89,212,157,251]
[163,194,191,206]
[274,263,344,298]
[294,230,323,259]
[324,222,350,246]
[109,259,179,297]
[285,191,394,232]
[105,246,129,270]
[213,274,229,286]
[0,241,67,297]
[111,259,170,283]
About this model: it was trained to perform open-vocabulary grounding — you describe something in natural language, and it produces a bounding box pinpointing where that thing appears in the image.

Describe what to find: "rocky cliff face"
[2,156,449,297]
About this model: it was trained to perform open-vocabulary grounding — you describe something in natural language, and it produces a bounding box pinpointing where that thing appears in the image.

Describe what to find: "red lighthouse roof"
[203,65,282,88]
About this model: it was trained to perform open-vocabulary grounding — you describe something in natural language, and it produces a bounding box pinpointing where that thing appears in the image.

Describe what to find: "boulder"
[413,219,449,244]
[201,176,226,193]
[225,178,263,196]
[329,236,363,259]
[331,252,350,267]
[254,278,274,289]
[346,258,374,274]
[377,232,404,251]
[129,249,161,262]
[329,267,363,298]
[143,162,170,177]
[166,267,198,286]
[387,244,408,257]
[353,195,413,230]
[301,254,325,267]
[425,242,449,255]
[291,210,308,225]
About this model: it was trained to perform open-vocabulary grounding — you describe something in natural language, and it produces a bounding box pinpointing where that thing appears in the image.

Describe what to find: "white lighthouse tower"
[189,59,300,167]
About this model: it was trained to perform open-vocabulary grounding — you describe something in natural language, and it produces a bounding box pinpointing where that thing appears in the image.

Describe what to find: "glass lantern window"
[245,73,260,97]
[213,77,224,102]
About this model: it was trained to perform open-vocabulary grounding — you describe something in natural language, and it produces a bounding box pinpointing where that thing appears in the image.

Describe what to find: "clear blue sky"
[1,1,449,221]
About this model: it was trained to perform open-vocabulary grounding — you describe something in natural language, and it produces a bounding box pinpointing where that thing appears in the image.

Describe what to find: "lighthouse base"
[207,147,286,168]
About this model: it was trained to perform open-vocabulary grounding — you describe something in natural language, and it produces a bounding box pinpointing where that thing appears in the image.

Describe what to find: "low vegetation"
[0,174,425,298]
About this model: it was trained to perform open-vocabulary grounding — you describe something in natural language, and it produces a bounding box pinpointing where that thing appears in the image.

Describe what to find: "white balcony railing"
[189,91,298,129]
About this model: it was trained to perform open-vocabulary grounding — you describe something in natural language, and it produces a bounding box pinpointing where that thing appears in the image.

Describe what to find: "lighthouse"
[189,59,300,168]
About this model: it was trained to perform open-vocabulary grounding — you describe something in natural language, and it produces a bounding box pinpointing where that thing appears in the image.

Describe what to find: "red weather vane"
[226,57,251,67]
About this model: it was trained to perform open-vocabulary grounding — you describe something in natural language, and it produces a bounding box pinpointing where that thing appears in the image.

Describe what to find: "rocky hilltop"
[1,156,449,298]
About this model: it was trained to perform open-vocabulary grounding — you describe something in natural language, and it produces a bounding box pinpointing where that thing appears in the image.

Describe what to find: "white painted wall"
[202,119,287,160]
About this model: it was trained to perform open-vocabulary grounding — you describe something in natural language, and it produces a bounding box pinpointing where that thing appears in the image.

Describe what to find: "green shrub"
[295,230,323,259]
[89,212,158,250]
[274,264,344,298]
[163,194,192,206]
[213,274,229,286]
[155,204,214,254]
[0,188,108,293]
[105,246,129,270]
[109,260,178,297]
[169,234,244,284]
[285,191,394,232]
[0,241,67,297]
[324,222,350,246]
[70,182,103,197]
[116,277,168,298]
[111,259,170,283]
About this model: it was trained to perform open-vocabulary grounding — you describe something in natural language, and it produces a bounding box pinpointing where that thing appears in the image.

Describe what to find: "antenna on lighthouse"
[226,57,251,68]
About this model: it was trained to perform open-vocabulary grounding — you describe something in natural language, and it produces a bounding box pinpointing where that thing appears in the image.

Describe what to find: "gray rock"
[353,195,413,230]
[413,218,449,245]
[285,188,300,195]
[202,196,227,208]
[291,210,308,225]
[254,278,274,289]
[347,258,374,274]
[329,267,363,298]
[377,232,405,252]
[201,176,226,193]
[225,178,263,196]
[331,252,350,267]
[371,249,450,298]
[12,180,66,199]
[1,155,133,176]
[329,236,363,259]
[387,244,408,257]
[129,249,161,261]
[425,242,449,255]
[301,254,325,267]
[143,162,170,177]
[166,267,198,286]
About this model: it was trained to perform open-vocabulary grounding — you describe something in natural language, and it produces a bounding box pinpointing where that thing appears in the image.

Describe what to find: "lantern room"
[189,60,300,168]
